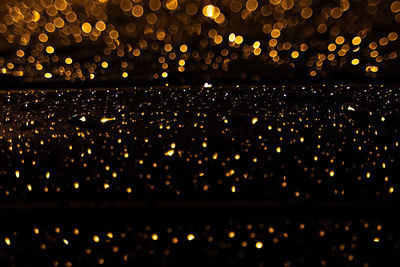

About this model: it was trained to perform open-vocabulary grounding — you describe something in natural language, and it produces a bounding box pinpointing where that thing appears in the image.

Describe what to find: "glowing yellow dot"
[122,72,128,78]
[16,50,25,57]
[81,22,92,33]
[15,170,20,178]
[352,36,361,46]
[46,46,54,54]
[351,59,359,65]
[162,72,168,78]
[152,234,158,240]
[329,170,334,177]
[74,182,79,189]
[65,57,73,64]
[93,235,100,242]
[180,44,188,53]
[291,51,299,58]
[165,149,174,156]
[252,117,258,124]
[203,5,220,18]
[235,35,244,44]
[187,234,195,241]
[63,239,69,245]
[5,237,11,246]
[373,237,380,242]
[276,147,281,153]
[335,36,345,45]
[231,185,236,192]
[102,62,109,68]
[255,242,263,249]
[271,29,281,38]
[228,231,235,238]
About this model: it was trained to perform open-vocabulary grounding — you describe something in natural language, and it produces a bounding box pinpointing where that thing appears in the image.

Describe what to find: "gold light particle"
[335,36,345,45]
[231,185,236,193]
[54,0,68,11]
[166,0,178,10]
[15,170,20,178]
[329,170,335,177]
[95,21,106,31]
[165,149,174,156]
[180,44,188,53]
[228,231,235,238]
[351,59,359,65]
[63,239,69,245]
[151,234,158,240]
[16,50,24,57]
[93,235,100,242]
[132,5,144,17]
[271,29,281,38]
[101,62,108,68]
[352,36,362,46]
[82,22,92,33]
[255,242,263,249]
[203,5,220,18]
[252,117,258,124]
[74,182,79,189]
[291,51,299,58]
[5,237,11,246]
[373,237,380,243]
[187,234,195,241]
[276,147,281,153]
[44,73,52,79]
[65,58,73,64]
[38,33,48,42]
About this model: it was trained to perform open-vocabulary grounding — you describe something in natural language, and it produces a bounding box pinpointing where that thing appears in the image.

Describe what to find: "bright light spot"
[165,149,174,156]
